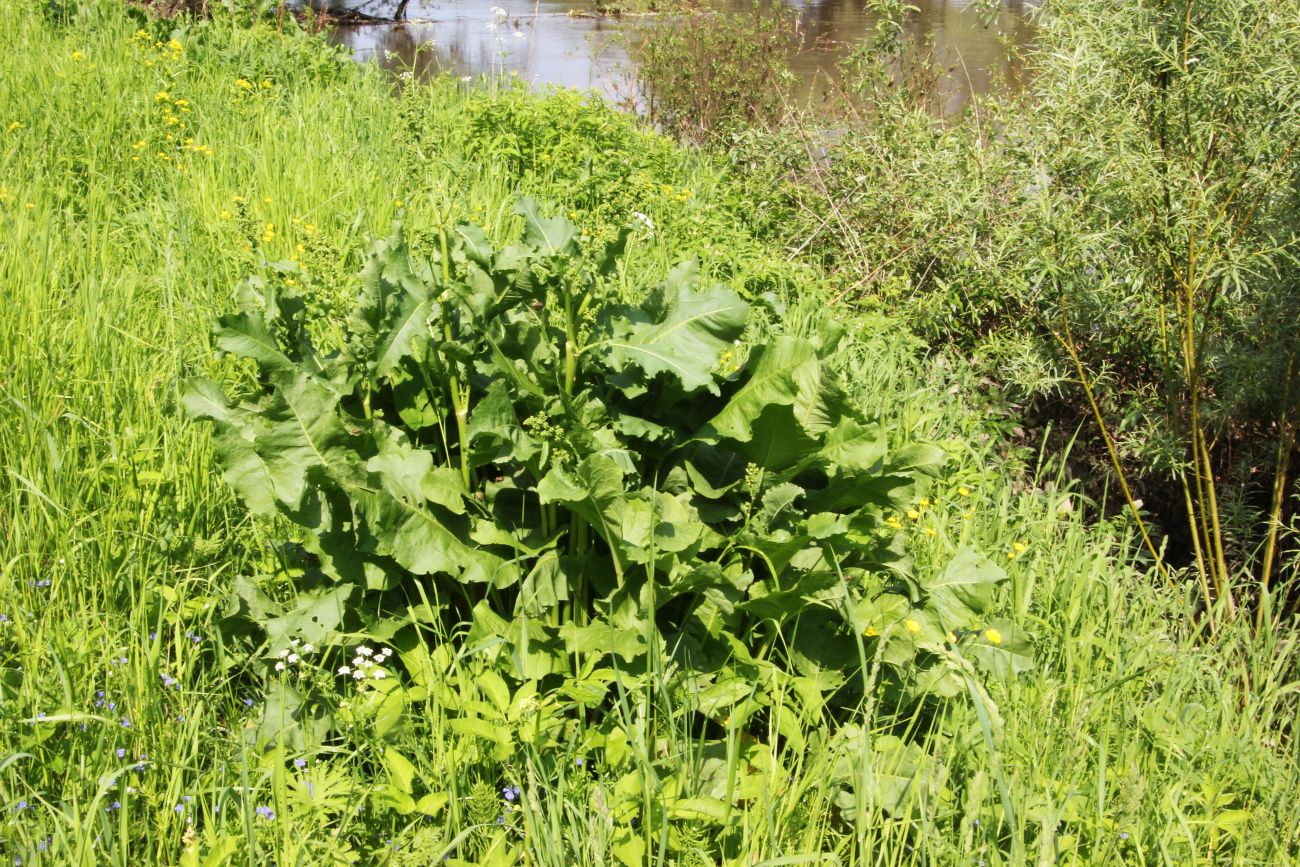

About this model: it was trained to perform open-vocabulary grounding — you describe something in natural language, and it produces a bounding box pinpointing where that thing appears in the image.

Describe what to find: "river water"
[326,0,1036,115]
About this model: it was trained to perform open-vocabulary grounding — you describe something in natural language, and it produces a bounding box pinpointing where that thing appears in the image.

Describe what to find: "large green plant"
[186,202,1024,808]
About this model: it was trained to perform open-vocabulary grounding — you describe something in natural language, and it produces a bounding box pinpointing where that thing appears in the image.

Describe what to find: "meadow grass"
[0,2,1298,865]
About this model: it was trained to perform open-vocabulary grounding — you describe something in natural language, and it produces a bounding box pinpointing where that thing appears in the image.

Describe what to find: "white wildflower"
[338,665,352,675]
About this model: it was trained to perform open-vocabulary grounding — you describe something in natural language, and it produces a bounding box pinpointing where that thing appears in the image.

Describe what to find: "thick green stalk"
[440,229,473,490]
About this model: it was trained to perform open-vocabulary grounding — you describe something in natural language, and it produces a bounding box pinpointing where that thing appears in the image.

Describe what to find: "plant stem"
[440,228,473,490]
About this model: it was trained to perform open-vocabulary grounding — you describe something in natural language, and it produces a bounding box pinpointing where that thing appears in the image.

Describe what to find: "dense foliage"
[0,1,1297,865]
[718,0,1300,611]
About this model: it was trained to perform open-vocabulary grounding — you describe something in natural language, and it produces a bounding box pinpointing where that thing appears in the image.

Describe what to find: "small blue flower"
[14,800,28,811]
[255,805,276,820]
[502,786,518,801]
[575,757,584,767]
[174,804,184,814]
[116,748,126,758]
[149,631,157,641]
[294,758,307,769]
[108,800,121,812]
[120,718,131,728]
[1120,832,1130,841]
[242,697,254,708]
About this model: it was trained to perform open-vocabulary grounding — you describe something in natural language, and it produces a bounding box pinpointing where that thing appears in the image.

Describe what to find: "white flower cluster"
[274,639,315,672]
[338,645,392,681]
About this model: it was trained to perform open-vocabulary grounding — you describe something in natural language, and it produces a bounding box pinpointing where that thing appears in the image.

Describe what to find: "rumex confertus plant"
[186,199,1028,814]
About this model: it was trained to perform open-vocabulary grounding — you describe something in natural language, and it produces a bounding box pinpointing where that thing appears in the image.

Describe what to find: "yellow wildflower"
[167,39,183,53]
[220,210,232,220]
[260,79,273,90]
[918,498,931,507]
[236,79,254,91]
[303,223,316,234]
[132,140,146,150]
[285,278,298,287]
[8,121,22,131]
[864,626,879,637]
[946,631,957,644]
[70,50,85,62]
[904,618,920,634]
[295,244,305,254]
[984,628,1004,646]
[906,509,920,520]
[394,199,404,208]
[262,223,275,243]
[923,527,936,537]
[958,485,971,497]
[1013,541,1027,554]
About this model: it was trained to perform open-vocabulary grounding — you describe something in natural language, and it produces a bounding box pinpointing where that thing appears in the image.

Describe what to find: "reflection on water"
[327,0,1036,115]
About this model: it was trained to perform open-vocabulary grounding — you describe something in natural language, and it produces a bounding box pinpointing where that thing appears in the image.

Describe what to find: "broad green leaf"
[372,294,432,378]
[818,417,887,471]
[212,311,295,374]
[265,584,352,648]
[965,619,1033,679]
[761,482,805,526]
[367,425,434,505]
[516,197,578,257]
[603,264,748,394]
[920,547,1007,630]
[666,797,728,823]
[183,379,277,515]
[609,824,645,867]
[252,371,358,512]
[703,337,824,443]
[383,748,417,794]
[477,669,512,713]
[559,621,646,662]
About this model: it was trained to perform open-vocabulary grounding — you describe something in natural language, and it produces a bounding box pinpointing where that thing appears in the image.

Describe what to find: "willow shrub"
[726,0,1300,602]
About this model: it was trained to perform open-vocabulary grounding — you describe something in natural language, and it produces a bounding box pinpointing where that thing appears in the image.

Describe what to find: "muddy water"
[326,0,1036,115]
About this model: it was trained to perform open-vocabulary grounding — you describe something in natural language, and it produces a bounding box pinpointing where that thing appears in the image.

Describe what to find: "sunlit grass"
[0,2,1297,865]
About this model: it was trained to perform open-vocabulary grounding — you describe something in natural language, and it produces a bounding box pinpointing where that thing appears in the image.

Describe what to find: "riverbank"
[1,3,1297,865]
